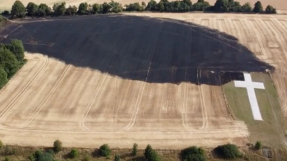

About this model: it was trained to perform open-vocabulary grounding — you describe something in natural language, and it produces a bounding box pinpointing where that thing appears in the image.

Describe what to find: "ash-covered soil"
[0,15,273,85]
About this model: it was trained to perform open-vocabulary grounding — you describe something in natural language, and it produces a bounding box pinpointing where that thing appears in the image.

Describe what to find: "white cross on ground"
[234,73,265,121]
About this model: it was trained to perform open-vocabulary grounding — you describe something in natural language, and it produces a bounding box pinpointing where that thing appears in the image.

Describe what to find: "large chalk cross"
[234,73,265,120]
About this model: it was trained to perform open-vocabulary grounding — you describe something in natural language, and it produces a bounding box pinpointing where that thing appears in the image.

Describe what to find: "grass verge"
[222,72,287,148]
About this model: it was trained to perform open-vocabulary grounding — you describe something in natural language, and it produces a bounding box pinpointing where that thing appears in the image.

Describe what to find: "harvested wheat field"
[0,13,286,149]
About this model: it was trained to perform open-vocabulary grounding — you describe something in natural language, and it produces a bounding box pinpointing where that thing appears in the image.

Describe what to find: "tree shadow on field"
[0,15,274,85]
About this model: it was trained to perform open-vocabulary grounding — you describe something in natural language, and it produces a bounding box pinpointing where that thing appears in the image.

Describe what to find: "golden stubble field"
[0,53,249,149]
[0,13,286,149]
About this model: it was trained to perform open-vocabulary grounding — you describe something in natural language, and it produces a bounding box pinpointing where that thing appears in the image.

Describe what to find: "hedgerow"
[181,146,206,161]
[214,143,242,159]
[7,0,277,19]
[0,38,25,89]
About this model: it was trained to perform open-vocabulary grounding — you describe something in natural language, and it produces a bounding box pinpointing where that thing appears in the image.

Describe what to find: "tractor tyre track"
[20,64,72,128]
[123,23,163,131]
[0,56,48,120]
[80,28,132,131]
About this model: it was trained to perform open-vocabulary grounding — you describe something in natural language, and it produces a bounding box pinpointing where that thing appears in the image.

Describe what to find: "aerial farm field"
[0,0,286,12]
[0,13,286,149]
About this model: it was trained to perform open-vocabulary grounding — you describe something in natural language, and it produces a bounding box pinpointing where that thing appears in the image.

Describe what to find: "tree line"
[0,138,264,161]
[0,39,25,89]
[5,0,277,18]
[129,0,276,13]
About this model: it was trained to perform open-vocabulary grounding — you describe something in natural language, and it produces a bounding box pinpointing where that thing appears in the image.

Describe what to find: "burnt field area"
[0,15,273,85]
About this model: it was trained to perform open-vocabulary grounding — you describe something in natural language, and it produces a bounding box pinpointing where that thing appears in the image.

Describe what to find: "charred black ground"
[0,15,274,85]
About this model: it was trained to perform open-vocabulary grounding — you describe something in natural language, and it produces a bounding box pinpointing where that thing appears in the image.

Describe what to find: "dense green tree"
[142,2,147,9]
[144,145,160,161]
[172,1,181,12]
[26,2,38,16]
[144,145,153,159]
[6,39,24,62]
[6,0,278,16]
[0,140,3,148]
[214,0,229,12]
[255,141,262,150]
[0,47,19,78]
[193,0,210,11]
[182,0,193,11]
[70,149,78,158]
[181,146,206,161]
[265,5,276,14]
[138,2,144,11]
[132,143,138,156]
[0,67,8,88]
[181,1,191,11]
[114,154,120,161]
[253,1,263,13]
[0,40,24,89]
[99,144,111,157]
[183,0,192,6]
[53,140,62,153]
[53,2,66,16]
[146,0,158,11]
[37,4,51,17]
[151,150,161,161]
[33,150,42,160]
[227,0,241,12]
[164,0,172,11]
[214,143,241,159]
[157,1,164,12]
[102,2,111,13]
[109,1,123,13]
[125,3,143,11]
[30,150,55,161]
[92,4,102,13]
[154,0,167,12]
[1,11,9,16]
[38,152,54,161]
[163,1,171,11]
[11,0,26,18]
[65,5,77,15]
[78,2,89,15]
[241,2,252,12]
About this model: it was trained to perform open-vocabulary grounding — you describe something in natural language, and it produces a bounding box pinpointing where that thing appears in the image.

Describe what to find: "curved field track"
[0,13,286,149]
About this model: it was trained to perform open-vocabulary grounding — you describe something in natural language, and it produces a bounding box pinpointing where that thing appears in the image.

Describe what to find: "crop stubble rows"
[1,14,286,148]
[211,16,287,119]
